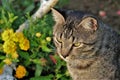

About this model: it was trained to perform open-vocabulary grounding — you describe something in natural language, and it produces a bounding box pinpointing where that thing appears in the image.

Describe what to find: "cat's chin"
[58,53,96,69]
[66,56,97,69]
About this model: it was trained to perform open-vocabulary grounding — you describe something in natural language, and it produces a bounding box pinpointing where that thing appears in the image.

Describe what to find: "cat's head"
[52,8,99,62]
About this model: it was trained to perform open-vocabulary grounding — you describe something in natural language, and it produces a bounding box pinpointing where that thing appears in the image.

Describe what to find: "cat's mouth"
[57,52,69,62]
[58,52,97,69]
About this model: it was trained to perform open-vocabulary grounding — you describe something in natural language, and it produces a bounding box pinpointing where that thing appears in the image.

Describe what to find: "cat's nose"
[62,53,69,58]
[61,49,70,58]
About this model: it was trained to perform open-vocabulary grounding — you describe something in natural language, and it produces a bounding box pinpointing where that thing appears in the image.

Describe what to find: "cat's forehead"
[65,10,91,20]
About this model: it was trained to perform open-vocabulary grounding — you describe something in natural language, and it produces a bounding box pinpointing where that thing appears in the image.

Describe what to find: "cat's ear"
[80,17,98,31]
[51,8,65,24]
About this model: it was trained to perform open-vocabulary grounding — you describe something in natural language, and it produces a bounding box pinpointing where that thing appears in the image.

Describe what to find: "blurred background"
[63,0,120,32]
[0,0,120,31]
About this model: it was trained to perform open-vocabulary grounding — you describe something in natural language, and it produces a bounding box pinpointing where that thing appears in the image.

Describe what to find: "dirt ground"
[63,0,120,32]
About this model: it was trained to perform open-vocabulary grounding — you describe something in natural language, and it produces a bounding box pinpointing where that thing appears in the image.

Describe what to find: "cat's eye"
[73,42,83,47]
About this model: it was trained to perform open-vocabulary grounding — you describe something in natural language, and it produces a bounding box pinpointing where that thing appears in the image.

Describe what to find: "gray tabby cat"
[51,8,120,80]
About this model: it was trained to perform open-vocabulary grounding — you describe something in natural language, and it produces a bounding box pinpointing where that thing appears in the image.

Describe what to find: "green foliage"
[0,0,71,80]
[56,0,69,8]
[0,9,18,29]
[1,0,34,15]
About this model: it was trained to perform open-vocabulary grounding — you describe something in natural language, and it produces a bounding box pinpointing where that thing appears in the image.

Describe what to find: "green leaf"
[18,51,30,59]
[0,61,4,68]
[12,58,19,63]
[35,64,43,77]
[30,40,39,47]
[56,74,63,79]
[0,55,5,60]
[30,75,53,80]
[30,52,37,58]
[32,59,41,64]
[1,9,8,26]
[8,12,18,23]
[24,59,31,66]
[1,0,14,12]
[41,46,52,52]
[24,4,34,13]
[61,77,72,80]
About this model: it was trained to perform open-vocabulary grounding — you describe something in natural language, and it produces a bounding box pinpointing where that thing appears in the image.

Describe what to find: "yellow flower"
[3,41,16,54]
[36,32,41,38]
[1,29,14,41]
[46,37,51,42]
[15,65,26,79]
[19,38,30,51]
[12,32,25,42]
[0,67,4,75]
[3,58,12,65]
[12,52,19,59]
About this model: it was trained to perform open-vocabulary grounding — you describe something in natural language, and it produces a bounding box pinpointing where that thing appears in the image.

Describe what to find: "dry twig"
[16,0,58,32]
